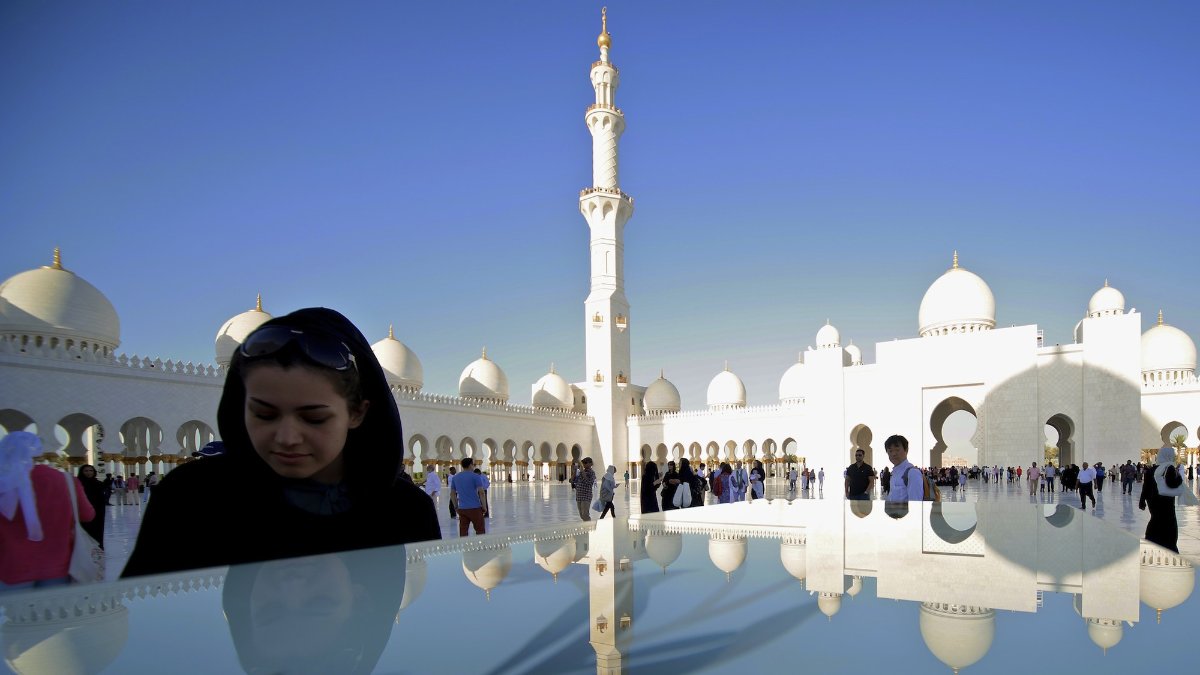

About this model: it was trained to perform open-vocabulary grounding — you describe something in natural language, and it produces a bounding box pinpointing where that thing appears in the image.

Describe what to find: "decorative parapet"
[404,522,594,561]
[393,388,593,422]
[585,103,624,116]
[579,186,634,205]
[628,519,804,542]
[631,403,787,422]
[0,335,223,380]
[591,60,619,71]
[1141,370,1199,389]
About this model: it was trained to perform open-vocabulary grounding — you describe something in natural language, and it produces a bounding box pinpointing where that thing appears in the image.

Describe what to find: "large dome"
[644,371,681,413]
[779,539,807,582]
[645,530,683,571]
[1139,545,1195,621]
[778,356,806,404]
[459,348,509,402]
[462,546,513,599]
[816,321,840,349]
[532,366,573,409]
[214,295,271,368]
[918,253,996,337]
[708,533,747,579]
[372,325,423,391]
[1141,312,1197,375]
[534,536,577,579]
[0,250,120,353]
[1087,281,1125,318]
[707,365,747,409]
[918,603,995,671]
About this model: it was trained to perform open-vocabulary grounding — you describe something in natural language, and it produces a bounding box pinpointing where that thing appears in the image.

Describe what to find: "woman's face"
[244,364,368,484]
[81,466,96,477]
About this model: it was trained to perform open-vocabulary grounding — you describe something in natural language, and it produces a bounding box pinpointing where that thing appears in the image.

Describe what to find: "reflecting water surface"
[2,501,1196,674]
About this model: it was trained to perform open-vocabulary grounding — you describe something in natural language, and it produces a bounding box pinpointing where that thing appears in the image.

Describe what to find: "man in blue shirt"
[451,458,487,536]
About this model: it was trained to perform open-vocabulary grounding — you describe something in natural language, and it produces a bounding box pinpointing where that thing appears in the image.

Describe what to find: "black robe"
[640,463,661,514]
[1139,463,1179,553]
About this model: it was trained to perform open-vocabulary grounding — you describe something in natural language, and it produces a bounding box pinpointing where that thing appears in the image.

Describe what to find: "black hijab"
[217,308,404,499]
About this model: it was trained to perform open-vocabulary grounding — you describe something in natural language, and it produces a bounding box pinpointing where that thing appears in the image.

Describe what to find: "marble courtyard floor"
[99,475,1200,580]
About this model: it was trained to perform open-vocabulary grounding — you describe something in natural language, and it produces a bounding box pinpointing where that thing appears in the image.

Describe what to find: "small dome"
[816,321,841,349]
[778,356,806,404]
[644,371,681,413]
[534,537,577,578]
[372,325,423,390]
[1088,281,1125,318]
[707,364,747,409]
[919,603,996,671]
[399,557,428,611]
[779,540,807,581]
[0,249,120,352]
[1086,618,1122,652]
[1141,312,1197,373]
[708,534,747,577]
[645,531,683,571]
[214,295,272,367]
[462,546,513,597]
[918,252,996,337]
[817,592,843,619]
[532,365,573,409]
[844,342,862,366]
[1139,545,1195,620]
[459,348,509,402]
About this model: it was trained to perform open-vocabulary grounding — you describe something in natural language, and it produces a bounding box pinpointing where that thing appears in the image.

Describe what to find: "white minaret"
[581,7,633,472]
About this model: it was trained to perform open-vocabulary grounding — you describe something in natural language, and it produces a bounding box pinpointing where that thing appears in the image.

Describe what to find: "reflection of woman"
[223,549,405,675]
[640,461,661,514]
[123,308,441,577]
[1140,446,1188,553]
[77,464,107,549]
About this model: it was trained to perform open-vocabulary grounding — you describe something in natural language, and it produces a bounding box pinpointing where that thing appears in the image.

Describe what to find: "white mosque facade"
[2,16,1199,481]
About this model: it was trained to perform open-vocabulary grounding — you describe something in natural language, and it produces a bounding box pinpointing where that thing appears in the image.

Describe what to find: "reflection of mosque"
[3,503,1194,674]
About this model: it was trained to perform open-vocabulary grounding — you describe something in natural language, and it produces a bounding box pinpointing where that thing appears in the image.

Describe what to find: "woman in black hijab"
[660,461,679,511]
[122,308,440,577]
[678,458,701,508]
[640,460,661,514]
[76,464,107,549]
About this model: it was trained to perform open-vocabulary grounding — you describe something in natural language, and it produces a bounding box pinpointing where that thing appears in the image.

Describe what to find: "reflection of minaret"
[587,518,634,675]
[581,6,633,472]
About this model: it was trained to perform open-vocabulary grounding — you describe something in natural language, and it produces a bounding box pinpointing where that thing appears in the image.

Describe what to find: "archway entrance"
[930,398,978,468]
[1045,414,1076,468]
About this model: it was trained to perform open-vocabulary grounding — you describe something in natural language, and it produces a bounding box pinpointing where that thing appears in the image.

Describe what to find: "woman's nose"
[274,418,303,446]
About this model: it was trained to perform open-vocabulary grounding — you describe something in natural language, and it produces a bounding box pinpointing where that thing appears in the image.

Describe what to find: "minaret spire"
[952,250,959,269]
[52,247,63,270]
[255,294,263,312]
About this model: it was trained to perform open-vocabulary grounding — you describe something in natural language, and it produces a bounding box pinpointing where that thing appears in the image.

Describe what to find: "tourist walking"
[1139,446,1192,552]
[452,459,488,536]
[76,464,108,550]
[1028,462,1040,497]
[731,461,748,502]
[845,449,874,500]
[884,435,924,502]
[1077,462,1096,510]
[715,462,735,504]
[423,465,441,503]
[1094,462,1105,493]
[597,466,619,518]
[818,468,825,490]
[572,457,596,521]
[641,460,661,514]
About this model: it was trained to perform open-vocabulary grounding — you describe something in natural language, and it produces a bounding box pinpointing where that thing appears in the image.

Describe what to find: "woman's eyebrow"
[247,398,330,411]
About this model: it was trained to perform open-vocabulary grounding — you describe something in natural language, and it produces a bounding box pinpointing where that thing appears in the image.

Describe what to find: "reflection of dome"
[918,252,996,337]
[1087,281,1125,318]
[816,592,842,619]
[462,546,513,599]
[1139,545,1195,622]
[459,348,509,402]
[779,539,807,582]
[778,356,806,404]
[399,557,428,611]
[645,531,683,571]
[0,250,121,354]
[1086,618,1123,653]
[919,603,996,671]
[1141,312,1197,377]
[532,366,573,409]
[1,593,129,675]
[644,372,682,414]
[816,321,841,349]
[372,325,423,391]
[214,295,271,368]
[707,365,746,409]
[534,537,577,579]
[708,533,747,579]
[844,342,862,366]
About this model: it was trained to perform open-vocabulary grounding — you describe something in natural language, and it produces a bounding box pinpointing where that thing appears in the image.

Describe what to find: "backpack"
[899,466,941,502]
[711,473,724,497]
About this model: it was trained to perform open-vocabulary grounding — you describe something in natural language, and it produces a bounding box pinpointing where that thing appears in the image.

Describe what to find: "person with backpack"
[713,462,735,504]
[884,435,925,502]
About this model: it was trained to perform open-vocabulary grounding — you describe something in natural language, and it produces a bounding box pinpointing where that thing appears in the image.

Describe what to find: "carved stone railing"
[394,389,592,422]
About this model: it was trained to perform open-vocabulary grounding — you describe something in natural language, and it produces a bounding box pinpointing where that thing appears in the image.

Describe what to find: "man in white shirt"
[885,435,924,503]
[818,468,825,489]
[423,465,441,503]
[1027,462,1040,497]
[1077,462,1097,510]
[788,467,798,491]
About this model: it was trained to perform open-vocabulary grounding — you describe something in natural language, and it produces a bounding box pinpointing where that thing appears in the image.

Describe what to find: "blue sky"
[2,1,1198,413]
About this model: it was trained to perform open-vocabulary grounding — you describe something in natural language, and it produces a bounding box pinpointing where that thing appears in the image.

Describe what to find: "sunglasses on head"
[239,325,357,371]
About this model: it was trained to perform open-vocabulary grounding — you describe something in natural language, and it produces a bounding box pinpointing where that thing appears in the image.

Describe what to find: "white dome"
[459,348,509,402]
[918,253,996,337]
[532,366,573,409]
[1086,618,1122,652]
[778,357,806,404]
[844,342,862,366]
[779,540,807,582]
[645,531,683,571]
[644,372,681,413]
[1139,545,1195,619]
[817,592,843,619]
[534,537,577,578]
[0,250,120,352]
[918,604,995,671]
[816,321,840,349]
[399,556,428,611]
[372,325,423,390]
[1141,313,1197,373]
[1088,281,1125,318]
[707,365,747,409]
[708,534,747,578]
[214,296,272,368]
[462,546,513,597]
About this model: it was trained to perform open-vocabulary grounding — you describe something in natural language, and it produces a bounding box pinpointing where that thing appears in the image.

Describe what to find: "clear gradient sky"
[3,1,1198,417]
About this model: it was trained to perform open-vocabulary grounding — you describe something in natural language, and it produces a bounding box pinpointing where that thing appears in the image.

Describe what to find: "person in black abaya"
[640,460,661,514]
[76,464,107,549]
[1140,446,1189,553]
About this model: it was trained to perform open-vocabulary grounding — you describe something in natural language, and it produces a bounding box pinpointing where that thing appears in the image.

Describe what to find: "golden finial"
[550,362,556,374]
[659,368,664,379]
[481,346,488,360]
[1157,608,1162,623]
[597,7,612,49]
[724,360,729,371]
[952,250,959,269]
[255,294,263,312]
[1104,278,1109,287]
[52,247,63,270]
[1158,310,1164,326]
[388,324,395,339]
